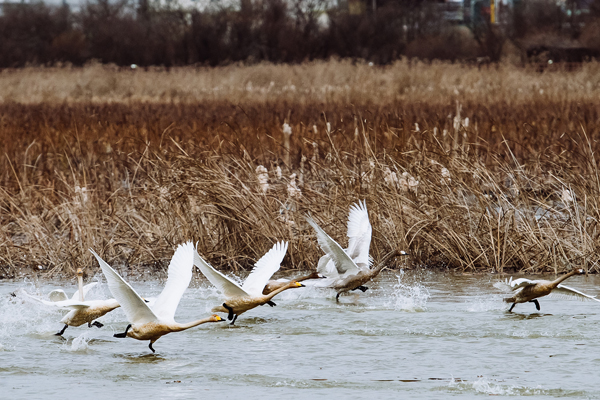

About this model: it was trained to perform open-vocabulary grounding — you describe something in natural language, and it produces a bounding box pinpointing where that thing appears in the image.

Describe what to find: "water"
[1,271,600,399]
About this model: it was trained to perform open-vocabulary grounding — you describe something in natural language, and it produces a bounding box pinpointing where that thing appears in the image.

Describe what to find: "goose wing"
[71,282,99,301]
[346,200,372,271]
[242,241,288,296]
[305,216,360,277]
[90,249,158,325]
[151,242,195,322]
[551,284,600,302]
[193,249,249,298]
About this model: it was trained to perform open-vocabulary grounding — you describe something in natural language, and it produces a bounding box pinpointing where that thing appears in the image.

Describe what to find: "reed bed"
[2,61,600,278]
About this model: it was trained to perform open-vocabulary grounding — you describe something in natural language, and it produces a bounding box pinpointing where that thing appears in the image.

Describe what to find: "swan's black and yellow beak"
[295,282,306,288]
[399,250,409,256]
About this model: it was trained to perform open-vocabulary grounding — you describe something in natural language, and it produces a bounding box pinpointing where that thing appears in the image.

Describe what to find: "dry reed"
[1,61,600,278]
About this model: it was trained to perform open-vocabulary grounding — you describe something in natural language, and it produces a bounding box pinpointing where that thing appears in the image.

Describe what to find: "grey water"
[1,270,600,399]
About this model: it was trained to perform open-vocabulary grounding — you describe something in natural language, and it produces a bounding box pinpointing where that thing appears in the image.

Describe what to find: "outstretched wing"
[346,200,372,271]
[551,284,600,302]
[317,254,339,278]
[193,249,249,298]
[242,241,288,296]
[71,282,99,301]
[90,249,157,325]
[305,215,360,277]
[152,242,195,322]
[494,277,537,292]
[21,290,90,309]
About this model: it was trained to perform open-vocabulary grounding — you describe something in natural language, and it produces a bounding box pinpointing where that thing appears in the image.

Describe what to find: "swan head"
[399,250,409,256]
[291,281,305,288]
[210,314,225,322]
[77,268,84,276]
[575,268,585,275]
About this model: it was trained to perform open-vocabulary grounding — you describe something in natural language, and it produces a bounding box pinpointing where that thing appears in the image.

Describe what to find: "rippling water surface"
[2,271,600,399]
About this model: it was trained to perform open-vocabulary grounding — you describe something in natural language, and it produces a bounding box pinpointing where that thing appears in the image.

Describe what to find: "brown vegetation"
[2,61,600,278]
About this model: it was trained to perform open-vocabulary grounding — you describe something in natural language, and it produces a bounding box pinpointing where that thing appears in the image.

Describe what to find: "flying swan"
[494,268,600,312]
[90,242,224,353]
[194,241,304,325]
[305,201,408,301]
[23,268,120,336]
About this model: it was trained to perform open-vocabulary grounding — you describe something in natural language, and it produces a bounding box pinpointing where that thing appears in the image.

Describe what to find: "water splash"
[447,376,587,396]
[387,272,429,311]
[62,332,92,352]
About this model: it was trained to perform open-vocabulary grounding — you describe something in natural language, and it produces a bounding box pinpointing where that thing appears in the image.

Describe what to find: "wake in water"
[385,272,430,312]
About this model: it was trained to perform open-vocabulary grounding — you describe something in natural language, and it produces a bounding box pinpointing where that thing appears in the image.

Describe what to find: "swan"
[262,271,322,295]
[22,268,120,336]
[305,209,408,301]
[90,242,224,353]
[194,241,304,325]
[317,200,374,277]
[493,268,600,312]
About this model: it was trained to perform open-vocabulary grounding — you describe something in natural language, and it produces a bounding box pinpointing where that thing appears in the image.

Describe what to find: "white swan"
[305,201,408,300]
[317,200,373,278]
[90,242,224,353]
[494,269,600,311]
[194,241,304,325]
[23,268,120,335]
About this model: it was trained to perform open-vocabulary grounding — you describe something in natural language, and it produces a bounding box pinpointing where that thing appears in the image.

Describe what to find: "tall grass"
[1,61,600,278]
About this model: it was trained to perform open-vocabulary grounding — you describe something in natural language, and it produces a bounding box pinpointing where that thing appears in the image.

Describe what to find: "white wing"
[305,216,360,277]
[22,291,91,309]
[242,241,288,296]
[48,289,68,302]
[317,254,339,278]
[346,200,372,270]
[90,249,158,325]
[509,278,539,290]
[71,282,99,301]
[494,276,537,292]
[550,284,600,302]
[151,242,194,322]
[193,249,249,299]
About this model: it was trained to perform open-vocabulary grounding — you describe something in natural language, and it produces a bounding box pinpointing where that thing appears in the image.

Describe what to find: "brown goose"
[494,268,600,312]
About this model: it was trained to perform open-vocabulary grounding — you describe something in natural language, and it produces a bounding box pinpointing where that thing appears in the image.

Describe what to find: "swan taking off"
[305,201,408,301]
[90,242,224,353]
[194,241,304,325]
[23,268,119,336]
[494,268,600,312]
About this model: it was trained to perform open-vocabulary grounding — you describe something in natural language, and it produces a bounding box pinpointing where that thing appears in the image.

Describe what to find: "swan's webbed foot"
[230,314,238,325]
[267,300,276,307]
[149,341,156,353]
[55,324,68,336]
[114,324,131,338]
[223,303,234,320]
[336,292,341,302]
[91,321,103,328]
[352,286,368,292]
[508,303,516,312]
[529,299,540,311]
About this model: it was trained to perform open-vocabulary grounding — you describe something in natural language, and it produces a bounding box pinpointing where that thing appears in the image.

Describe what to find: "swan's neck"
[264,281,298,300]
[172,317,216,331]
[77,276,84,301]
[294,272,320,282]
[550,270,578,288]
[370,250,400,276]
